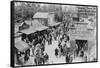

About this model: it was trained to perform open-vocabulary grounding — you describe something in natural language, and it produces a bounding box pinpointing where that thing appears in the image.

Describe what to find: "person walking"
[65,53,70,63]
[55,48,59,57]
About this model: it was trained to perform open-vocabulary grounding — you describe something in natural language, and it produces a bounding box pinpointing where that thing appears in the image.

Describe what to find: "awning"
[15,33,23,38]
[15,41,29,52]
[37,26,48,31]
[20,20,48,34]
[20,27,37,34]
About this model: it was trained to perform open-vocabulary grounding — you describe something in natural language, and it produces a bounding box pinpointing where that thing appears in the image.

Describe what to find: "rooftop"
[33,12,49,19]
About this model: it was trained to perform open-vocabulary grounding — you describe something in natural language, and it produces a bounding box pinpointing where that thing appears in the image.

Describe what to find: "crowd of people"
[15,22,88,66]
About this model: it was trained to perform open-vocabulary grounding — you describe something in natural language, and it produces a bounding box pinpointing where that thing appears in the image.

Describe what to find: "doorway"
[75,39,88,57]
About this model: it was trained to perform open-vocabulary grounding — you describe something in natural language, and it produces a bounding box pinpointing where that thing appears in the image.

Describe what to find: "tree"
[15,2,39,23]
